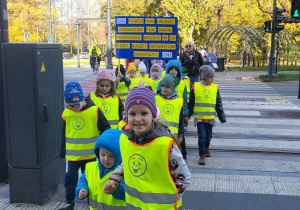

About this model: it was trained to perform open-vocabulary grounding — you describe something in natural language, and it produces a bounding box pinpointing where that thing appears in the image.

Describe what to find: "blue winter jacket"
[75,129,125,201]
[156,60,189,116]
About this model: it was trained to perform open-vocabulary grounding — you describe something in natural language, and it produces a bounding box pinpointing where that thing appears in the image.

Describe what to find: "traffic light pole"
[267,0,277,77]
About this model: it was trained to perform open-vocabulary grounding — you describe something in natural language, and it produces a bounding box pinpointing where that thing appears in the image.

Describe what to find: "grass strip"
[259,74,299,82]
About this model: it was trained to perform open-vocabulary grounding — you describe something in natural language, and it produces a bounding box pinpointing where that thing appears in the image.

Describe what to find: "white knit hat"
[138,61,147,73]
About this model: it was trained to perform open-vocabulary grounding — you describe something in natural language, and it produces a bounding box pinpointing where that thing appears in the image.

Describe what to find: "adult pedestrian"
[180,41,204,83]
[89,45,101,68]
[205,49,218,70]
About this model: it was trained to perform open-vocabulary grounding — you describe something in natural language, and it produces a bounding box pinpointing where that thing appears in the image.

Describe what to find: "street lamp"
[106,0,113,69]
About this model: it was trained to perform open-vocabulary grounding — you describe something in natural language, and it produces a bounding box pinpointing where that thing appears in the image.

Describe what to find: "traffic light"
[264,20,272,33]
[274,7,287,32]
[291,0,300,20]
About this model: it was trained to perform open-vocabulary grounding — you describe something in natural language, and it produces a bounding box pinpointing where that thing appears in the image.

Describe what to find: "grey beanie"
[161,73,177,91]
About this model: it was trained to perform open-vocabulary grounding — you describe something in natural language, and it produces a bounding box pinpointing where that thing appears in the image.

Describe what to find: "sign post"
[115,16,178,60]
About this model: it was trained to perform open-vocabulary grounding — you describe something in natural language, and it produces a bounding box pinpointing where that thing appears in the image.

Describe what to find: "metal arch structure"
[206,26,266,67]
[256,28,298,66]
[206,26,297,67]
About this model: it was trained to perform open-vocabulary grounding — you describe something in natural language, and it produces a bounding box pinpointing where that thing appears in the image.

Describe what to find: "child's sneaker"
[58,202,74,210]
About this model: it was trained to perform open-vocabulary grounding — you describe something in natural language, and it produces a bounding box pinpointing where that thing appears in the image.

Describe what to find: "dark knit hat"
[161,73,177,91]
[200,65,215,80]
[64,82,84,103]
[115,64,126,77]
[125,86,157,118]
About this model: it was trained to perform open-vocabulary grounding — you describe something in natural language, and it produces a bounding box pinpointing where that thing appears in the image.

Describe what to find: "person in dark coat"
[180,40,204,84]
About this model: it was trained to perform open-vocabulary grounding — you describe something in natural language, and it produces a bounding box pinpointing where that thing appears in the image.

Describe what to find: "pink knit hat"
[97,70,114,82]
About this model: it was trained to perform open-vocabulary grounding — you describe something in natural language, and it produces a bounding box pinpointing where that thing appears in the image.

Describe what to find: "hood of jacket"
[150,64,163,80]
[94,128,123,177]
[165,60,182,86]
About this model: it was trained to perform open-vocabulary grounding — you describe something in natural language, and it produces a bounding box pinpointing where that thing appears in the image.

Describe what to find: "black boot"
[58,202,74,210]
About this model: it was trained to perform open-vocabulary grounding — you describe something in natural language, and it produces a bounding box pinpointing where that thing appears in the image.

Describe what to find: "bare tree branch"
[277,0,289,13]
[255,0,272,14]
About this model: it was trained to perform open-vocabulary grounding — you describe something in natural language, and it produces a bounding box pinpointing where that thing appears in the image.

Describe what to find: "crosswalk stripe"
[188,173,300,196]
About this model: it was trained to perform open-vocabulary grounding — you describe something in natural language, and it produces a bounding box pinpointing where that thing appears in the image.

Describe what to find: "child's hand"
[78,188,88,199]
[103,180,119,194]
[177,137,183,144]
[117,71,123,79]
[184,116,190,124]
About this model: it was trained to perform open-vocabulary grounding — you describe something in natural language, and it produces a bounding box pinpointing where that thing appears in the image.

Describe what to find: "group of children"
[59,59,226,210]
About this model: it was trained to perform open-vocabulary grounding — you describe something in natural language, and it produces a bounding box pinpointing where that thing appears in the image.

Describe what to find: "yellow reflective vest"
[146,78,161,93]
[155,95,183,136]
[139,75,149,85]
[90,93,120,129]
[129,77,142,87]
[175,80,186,99]
[89,46,101,56]
[120,134,181,210]
[62,106,99,161]
[193,82,218,120]
[116,81,131,104]
[117,120,127,131]
[85,161,126,210]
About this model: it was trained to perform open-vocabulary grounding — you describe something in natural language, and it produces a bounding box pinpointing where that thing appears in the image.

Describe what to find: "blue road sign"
[115,16,178,60]
[47,35,53,42]
[25,34,30,39]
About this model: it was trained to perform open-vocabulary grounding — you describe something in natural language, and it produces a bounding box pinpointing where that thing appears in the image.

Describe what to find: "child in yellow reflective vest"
[115,64,132,104]
[59,82,111,210]
[127,62,143,87]
[103,86,191,210]
[88,70,124,129]
[146,64,163,93]
[157,60,189,160]
[188,65,226,165]
[155,73,184,143]
[76,129,126,210]
[138,61,149,85]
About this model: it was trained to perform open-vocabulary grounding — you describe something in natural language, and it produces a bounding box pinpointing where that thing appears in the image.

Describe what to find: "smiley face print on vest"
[101,102,111,114]
[203,89,212,98]
[128,154,147,177]
[72,117,85,130]
[163,104,174,115]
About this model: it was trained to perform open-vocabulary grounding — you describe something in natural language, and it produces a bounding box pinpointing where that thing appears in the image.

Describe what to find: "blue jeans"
[189,75,200,84]
[65,159,96,203]
[197,122,213,155]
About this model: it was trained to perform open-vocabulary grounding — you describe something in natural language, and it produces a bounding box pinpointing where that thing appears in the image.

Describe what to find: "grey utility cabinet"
[2,43,65,204]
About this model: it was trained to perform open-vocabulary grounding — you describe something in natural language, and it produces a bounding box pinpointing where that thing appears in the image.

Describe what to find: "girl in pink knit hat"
[88,70,124,129]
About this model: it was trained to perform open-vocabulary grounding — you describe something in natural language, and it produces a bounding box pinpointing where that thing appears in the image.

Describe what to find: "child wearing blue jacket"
[76,129,126,209]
